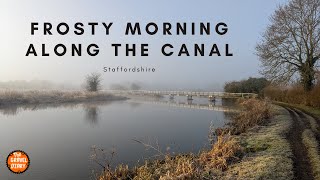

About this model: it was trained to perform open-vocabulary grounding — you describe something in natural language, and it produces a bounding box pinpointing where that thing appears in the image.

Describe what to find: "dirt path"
[285,107,314,180]
[295,109,320,150]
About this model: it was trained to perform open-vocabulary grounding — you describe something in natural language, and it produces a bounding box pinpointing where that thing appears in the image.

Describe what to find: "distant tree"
[256,0,320,91]
[224,81,242,93]
[130,83,141,90]
[224,77,270,94]
[85,73,102,92]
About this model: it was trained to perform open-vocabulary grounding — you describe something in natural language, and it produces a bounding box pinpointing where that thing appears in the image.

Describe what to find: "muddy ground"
[285,107,320,180]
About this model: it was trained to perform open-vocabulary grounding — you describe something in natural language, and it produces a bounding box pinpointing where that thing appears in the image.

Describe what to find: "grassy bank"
[0,90,128,107]
[96,100,294,179]
[274,101,320,118]
[224,105,293,179]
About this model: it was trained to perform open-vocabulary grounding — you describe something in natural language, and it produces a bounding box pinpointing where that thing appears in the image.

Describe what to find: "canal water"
[0,97,236,180]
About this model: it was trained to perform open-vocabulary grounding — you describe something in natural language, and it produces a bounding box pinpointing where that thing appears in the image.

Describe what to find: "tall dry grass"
[96,133,243,180]
[96,154,199,179]
[98,164,130,180]
[230,99,271,135]
[264,85,320,107]
[199,134,242,171]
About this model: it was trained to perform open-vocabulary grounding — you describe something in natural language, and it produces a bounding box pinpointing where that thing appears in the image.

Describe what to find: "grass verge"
[274,101,320,118]
[302,129,320,180]
[222,105,293,180]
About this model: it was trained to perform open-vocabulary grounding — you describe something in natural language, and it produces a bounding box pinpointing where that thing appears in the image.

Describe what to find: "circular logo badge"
[6,150,30,174]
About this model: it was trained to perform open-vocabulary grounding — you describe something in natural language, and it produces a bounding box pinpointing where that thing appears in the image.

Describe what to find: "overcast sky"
[0,0,288,90]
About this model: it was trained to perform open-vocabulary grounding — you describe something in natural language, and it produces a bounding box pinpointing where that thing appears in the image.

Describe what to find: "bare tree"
[256,0,320,91]
[85,73,102,92]
[316,70,320,84]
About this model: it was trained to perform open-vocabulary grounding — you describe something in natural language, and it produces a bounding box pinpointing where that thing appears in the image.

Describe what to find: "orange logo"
[6,150,30,174]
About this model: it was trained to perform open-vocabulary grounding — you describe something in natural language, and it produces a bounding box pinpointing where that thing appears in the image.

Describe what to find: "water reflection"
[0,103,79,116]
[221,99,239,119]
[84,104,100,125]
[128,102,142,109]
[0,106,19,115]
[0,97,239,117]
[0,101,112,116]
[127,97,240,113]
[221,98,238,106]
[209,101,216,106]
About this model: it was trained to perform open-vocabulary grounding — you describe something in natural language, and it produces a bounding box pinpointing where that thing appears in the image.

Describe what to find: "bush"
[85,73,102,92]
[230,99,271,134]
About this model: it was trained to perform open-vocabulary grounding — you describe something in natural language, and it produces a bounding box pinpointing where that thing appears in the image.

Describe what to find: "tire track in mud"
[295,110,320,151]
[285,108,314,180]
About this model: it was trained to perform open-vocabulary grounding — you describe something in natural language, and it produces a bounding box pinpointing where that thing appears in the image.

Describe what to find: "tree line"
[224,78,270,95]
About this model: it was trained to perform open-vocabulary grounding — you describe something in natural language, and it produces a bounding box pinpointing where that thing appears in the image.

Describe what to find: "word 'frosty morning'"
[26,22,233,57]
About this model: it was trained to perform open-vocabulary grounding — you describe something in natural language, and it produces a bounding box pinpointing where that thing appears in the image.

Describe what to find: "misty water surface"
[0,97,236,180]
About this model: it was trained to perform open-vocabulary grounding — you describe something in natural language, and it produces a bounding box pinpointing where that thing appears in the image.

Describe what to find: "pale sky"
[0,0,288,90]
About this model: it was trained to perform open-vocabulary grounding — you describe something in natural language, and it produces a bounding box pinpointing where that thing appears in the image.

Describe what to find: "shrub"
[85,73,102,92]
[230,99,271,134]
